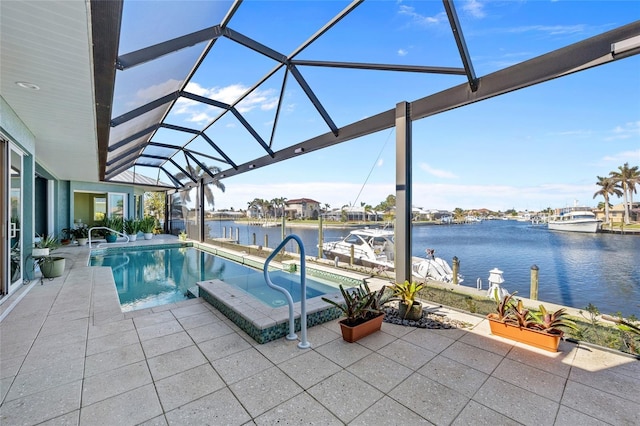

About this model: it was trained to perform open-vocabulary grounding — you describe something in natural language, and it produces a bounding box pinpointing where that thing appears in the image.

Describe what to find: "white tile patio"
[1,241,638,425]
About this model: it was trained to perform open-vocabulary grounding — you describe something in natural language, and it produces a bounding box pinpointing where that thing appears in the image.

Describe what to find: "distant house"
[286,198,321,219]
[595,202,639,223]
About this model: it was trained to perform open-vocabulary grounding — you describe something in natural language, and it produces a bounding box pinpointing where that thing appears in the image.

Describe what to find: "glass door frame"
[4,141,24,295]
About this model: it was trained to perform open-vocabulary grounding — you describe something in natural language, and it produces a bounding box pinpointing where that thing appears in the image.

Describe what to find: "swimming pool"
[89,246,338,312]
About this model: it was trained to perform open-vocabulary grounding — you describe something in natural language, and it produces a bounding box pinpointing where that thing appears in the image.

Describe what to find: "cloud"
[397,5,446,27]
[377,159,384,167]
[397,48,408,57]
[503,24,587,37]
[604,121,640,141]
[601,149,640,164]
[419,163,458,179]
[462,0,486,19]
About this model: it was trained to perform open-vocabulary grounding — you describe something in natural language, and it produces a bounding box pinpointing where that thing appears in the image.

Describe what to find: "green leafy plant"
[489,293,575,335]
[71,223,89,239]
[322,282,385,326]
[139,216,156,234]
[531,305,578,334]
[488,289,516,321]
[35,234,59,250]
[390,280,424,306]
[124,218,140,235]
[102,216,123,235]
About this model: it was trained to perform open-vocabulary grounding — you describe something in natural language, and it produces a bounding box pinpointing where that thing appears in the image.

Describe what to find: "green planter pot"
[41,257,65,278]
[105,234,117,243]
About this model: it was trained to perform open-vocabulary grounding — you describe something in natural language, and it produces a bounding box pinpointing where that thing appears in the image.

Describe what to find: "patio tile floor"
[1,241,638,425]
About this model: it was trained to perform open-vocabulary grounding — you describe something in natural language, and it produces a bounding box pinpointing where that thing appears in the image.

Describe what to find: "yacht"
[547,207,601,233]
[321,228,462,283]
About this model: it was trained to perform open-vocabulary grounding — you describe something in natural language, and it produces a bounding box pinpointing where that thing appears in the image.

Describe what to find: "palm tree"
[270,197,287,219]
[247,198,262,218]
[609,163,638,224]
[175,164,226,210]
[593,176,622,224]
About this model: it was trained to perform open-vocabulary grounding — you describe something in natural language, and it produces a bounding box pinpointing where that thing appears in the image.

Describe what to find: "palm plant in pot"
[390,280,425,320]
[140,216,156,240]
[322,282,388,343]
[33,233,58,257]
[487,291,577,352]
[124,218,140,242]
[102,216,123,243]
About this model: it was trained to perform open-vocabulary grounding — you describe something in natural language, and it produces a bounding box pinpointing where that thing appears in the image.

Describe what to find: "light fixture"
[219,174,225,178]
[248,164,256,169]
[611,35,640,56]
[16,81,40,90]
[294,147,304,154]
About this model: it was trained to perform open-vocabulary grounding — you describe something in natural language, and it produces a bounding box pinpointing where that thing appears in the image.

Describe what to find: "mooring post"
[452,256,459,285]
[252,232,256,245]
[222,227,226,239]
[530,264,539,300]
[350,244,355,266]
[235,227,239,243]
[318,216,323,259]
[264,234,269,248]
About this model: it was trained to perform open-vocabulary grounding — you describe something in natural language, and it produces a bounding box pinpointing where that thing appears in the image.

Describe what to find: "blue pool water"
[89,247,338,312]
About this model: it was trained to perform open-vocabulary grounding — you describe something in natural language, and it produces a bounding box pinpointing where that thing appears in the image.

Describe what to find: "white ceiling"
[0,1,99,182]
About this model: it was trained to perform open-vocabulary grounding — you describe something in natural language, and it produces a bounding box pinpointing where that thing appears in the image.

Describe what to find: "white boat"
[321,228,462,283]
[547,207,601,233]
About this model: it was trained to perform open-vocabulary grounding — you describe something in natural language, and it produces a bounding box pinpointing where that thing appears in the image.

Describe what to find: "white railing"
[263,234,310,349]
[88,227,130,248]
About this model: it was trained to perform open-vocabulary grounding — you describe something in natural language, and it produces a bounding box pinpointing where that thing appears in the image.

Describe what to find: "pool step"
[186,286,199,299]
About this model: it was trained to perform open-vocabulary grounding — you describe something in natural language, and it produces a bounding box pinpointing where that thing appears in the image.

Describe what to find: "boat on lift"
[321,228,462,283]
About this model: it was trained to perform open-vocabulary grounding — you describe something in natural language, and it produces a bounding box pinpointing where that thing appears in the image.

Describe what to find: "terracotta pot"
[339,313,384,343]
[398,301,423,320]
[487,317,563,352]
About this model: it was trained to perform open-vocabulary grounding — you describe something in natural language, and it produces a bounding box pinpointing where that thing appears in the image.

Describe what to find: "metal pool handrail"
[88,227,130,248]
[263,234,310,349]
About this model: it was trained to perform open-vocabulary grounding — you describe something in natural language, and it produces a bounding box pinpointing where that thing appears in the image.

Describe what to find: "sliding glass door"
[3,141,24,294]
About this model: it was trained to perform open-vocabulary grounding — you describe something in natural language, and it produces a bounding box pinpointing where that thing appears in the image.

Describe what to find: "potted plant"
[40,256,66,278]
[33,233,58,257]
[102,216,123,243]
[487,291,577,352]
[389,280,424,320]
[322,282,387,342]
[140,216,156,240]
[124,218,139,242]
[71,223,90,245]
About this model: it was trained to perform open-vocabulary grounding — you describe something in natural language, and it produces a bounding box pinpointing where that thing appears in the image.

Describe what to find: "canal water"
[206,219,639,317]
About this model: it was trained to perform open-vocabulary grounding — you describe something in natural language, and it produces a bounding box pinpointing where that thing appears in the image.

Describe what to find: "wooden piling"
[530,265,539,300]
[452,256,459,285]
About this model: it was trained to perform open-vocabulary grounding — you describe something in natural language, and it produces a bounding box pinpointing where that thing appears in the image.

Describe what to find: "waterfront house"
[285,198,322,220]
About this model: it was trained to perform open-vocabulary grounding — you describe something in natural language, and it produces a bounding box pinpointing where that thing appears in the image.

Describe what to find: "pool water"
[90,247,338,311]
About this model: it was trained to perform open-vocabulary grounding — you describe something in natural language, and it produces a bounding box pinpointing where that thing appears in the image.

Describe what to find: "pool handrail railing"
[263,234,310,349]
[88,226,130,248]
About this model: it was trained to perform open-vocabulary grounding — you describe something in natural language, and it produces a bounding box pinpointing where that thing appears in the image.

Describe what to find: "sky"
[119,0,640,212]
